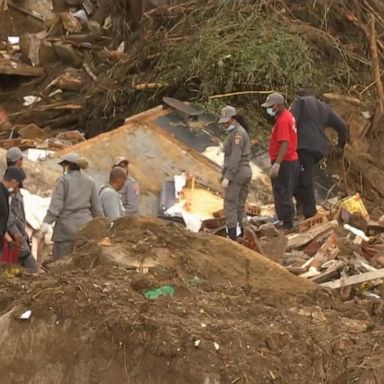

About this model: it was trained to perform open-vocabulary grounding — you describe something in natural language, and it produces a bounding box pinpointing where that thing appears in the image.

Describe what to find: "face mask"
[226,124,235,132]
[266,107,277,117]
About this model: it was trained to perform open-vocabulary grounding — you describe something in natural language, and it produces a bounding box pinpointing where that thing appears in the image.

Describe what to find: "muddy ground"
[0,217,384,384]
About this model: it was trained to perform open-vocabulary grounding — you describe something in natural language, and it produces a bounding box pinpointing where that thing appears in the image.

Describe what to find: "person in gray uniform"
[113,156,140,216]
[218,105,252,241]
[99,167,127,219]
[41,153,103,260]
[6,167,38,273]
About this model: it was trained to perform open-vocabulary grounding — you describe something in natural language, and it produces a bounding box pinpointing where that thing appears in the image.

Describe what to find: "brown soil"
[0,217,384,384]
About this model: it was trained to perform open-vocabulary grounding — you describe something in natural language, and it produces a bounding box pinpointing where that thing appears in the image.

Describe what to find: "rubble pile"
[237,193,384,301]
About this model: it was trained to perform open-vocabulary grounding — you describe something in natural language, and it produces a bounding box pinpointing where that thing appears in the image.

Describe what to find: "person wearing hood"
[262,92,299,230]
[218,106,252,241]
[41,153,103,260]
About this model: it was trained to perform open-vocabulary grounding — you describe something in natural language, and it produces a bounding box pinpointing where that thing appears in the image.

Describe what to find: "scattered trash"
[20,310,32,320]
[194,339,201,347]
[213,342,220,351]
[97,237,112,247]
[144,285,175,300]
[23,96,42,106]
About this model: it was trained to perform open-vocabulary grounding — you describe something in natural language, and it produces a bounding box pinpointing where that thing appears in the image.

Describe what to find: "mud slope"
[0,217,383,384]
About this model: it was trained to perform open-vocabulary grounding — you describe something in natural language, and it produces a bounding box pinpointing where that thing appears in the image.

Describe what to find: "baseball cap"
[261,92,285,108]
[58,152,80,165]
[4,166,26,186]
[6,147,23,162]
[218,105,237,124]
[113,156,129,166]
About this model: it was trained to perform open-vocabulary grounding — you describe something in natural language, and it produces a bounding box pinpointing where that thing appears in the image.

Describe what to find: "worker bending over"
[290,88,348,219]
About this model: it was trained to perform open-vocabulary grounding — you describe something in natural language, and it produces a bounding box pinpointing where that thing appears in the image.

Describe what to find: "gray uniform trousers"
[224,167,252,228]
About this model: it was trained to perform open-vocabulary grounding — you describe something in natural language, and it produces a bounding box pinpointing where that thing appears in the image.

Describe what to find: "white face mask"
[267,107,277,117]
[226,124,235,132]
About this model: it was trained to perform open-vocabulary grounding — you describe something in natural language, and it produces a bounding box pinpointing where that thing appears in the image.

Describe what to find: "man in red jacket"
[262,92,299,230]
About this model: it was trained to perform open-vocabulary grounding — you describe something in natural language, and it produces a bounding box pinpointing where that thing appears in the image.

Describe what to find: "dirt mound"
[0,217,384,383]
[72,216,313,296]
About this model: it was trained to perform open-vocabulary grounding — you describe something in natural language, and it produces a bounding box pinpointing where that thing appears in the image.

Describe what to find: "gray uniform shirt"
[222,124,252,181]
[99,184,125,219]
[119,177,140,215]
[44,171,103,242]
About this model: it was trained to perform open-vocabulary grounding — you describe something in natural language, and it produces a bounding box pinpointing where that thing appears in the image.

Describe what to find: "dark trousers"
[272,160,298,227]
[294,149,322,219]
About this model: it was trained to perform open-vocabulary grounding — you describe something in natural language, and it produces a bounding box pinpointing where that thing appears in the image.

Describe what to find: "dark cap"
[4,166,26,186]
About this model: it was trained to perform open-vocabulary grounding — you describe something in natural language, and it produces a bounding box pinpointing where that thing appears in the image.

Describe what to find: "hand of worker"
[8,240,16,253]
[270,163,280,178]
[40,222,50,234]
[14,234,23,246]
[221,178,230,189]
[328,146,344,159]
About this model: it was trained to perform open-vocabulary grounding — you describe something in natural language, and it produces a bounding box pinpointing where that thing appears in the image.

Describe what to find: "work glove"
[270,163,280,179]
[221,178,230,189]
[40,222,50,234]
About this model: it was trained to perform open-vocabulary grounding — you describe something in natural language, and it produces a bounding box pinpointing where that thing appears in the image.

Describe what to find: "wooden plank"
[323,93,361,106]
[320,269,384,289]
[286,220,339,251]
[0,58,44,77]
[310,261,345,284]
[299,212,329,233]
[369,15,384,115]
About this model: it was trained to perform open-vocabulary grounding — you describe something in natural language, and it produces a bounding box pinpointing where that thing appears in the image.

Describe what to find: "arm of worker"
[270,141,288,178]
[327,110,348,148]
[7,209,23,239]
[223,133,243,182]
[101,190,123,219]
[275,141,289,164]
[43,177,65,224]
[270,115,291,178]
[90,183,104,217]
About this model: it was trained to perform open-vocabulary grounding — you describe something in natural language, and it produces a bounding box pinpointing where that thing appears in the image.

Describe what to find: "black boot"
[227,227,238,241]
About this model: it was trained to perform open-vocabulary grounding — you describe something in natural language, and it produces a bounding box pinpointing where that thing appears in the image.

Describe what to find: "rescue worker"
[41,153,103,260]
[6,147,23,168]
[262,92,299,230]
[218,105,252,241]
[112,157,140,216]
[0,167,25,257]
[6,168,38,273]
[290,88,348,219]
[99,167,127,219]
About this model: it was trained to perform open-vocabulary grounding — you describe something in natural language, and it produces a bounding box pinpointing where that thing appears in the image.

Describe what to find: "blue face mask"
[266,107,277,117]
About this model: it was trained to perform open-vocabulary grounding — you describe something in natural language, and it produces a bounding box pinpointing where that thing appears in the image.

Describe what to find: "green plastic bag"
[144,285,175,300]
